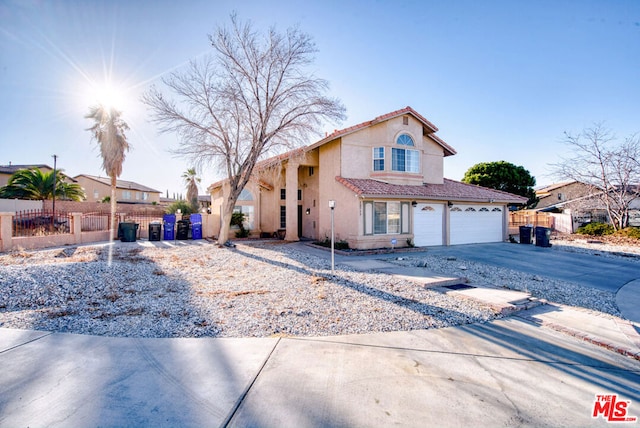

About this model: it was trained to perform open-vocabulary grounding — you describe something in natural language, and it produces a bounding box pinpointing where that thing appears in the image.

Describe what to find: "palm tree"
[86,104,130,242]
[0,168,85,201]
[182,167,200,210]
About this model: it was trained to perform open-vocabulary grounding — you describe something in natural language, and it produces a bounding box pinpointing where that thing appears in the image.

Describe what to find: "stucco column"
[72,213,82,244]
[0,212,13,252]
[285,161,299,241]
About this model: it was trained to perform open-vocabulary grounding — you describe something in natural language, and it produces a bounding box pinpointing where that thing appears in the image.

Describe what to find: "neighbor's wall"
[0,199,43,212]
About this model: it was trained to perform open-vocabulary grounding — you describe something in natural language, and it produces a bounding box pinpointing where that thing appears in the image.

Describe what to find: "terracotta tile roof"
[310,106,456,156]
[336,177,528,204]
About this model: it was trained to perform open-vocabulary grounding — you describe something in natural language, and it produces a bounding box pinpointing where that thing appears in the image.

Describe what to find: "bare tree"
[551,123,640,230]
[143,15,345,244]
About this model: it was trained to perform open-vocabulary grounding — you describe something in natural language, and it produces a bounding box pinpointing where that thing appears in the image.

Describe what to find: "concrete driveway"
[369,242,640,294]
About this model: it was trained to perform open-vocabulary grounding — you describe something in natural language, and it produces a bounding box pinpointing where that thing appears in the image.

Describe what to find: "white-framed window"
[238,189,254,201]
[365,201,407,235]
[397,134,414,146]
[135,192,141,200]
[93,190,99,199]
[392,134,419,173]
[373,147,385,171]
[233,205,254,229]
[142,192,149,201]
[122,190,132,200]
[392,148,419,172]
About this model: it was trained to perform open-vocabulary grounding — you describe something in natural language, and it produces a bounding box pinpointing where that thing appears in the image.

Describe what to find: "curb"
[516,306,640,362]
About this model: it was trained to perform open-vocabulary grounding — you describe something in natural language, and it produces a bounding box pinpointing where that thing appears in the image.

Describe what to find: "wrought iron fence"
[12,209,72,237]
[80,211,112,232]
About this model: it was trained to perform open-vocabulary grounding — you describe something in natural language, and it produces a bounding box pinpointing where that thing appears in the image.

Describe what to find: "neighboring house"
[209,106,526,249]
[535,181,595,211]
[0,164,77,187]
[536,181,640,228]
[74,174,161,204]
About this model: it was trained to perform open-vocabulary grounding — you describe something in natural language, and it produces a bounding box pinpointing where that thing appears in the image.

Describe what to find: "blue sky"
[1,0,639,197]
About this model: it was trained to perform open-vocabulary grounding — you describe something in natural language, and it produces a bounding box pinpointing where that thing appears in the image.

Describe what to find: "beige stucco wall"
[339,115,445,185]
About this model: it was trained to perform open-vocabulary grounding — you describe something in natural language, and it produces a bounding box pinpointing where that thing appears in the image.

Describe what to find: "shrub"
[615,227,640,239]
[314,238,350,250]
[231,212,250,238]
[166,200,197,215]
[576,222,614,236]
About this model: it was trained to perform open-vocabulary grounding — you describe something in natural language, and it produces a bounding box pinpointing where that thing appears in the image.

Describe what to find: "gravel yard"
[0,241,500,338]
[0,238,636,338]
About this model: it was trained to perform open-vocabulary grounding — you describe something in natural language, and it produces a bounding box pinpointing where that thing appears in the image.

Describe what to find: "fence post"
[0,212,13,252]
[72,213,82,244]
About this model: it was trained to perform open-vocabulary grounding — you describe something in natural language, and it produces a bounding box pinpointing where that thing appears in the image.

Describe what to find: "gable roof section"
[336,177,527,204]
[75,174,161,193]
[0,164,77,182]
[309,106,456,156]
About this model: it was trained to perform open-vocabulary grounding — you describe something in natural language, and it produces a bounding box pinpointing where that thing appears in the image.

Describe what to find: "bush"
[615,227,640,239]
[166,200,197,215]
[231,212,250,238]
[314,238,350,250]
[576,222,614,236]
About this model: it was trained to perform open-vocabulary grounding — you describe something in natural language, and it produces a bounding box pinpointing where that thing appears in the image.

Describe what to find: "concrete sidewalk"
[2,309,639,427]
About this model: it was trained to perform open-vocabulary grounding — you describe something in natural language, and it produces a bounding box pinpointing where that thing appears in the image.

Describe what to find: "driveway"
[368,242,640,294]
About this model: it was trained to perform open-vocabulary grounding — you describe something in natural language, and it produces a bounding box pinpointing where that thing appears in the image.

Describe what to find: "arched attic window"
[238,189,254,201]
[396,134,414,146]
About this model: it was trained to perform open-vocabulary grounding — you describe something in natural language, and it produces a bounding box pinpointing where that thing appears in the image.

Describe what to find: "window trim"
[392,147,420,173]
[365,200,406,235]
[373,147,385,171]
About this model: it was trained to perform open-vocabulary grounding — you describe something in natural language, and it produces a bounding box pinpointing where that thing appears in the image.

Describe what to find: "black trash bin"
[176,219,190,240]
[163,214,176,240]
[519,226,533,244]
[119,222,139,242]
[149,222,161,241]
[535,226,552,247]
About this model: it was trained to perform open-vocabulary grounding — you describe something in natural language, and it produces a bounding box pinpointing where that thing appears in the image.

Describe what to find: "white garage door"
[450,205,504,245]
[413,203,444,246]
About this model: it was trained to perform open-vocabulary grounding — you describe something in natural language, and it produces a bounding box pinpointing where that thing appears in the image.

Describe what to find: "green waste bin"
[119,222,139,242]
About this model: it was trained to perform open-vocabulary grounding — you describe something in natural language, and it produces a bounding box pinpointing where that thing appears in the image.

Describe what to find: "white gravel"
[0,238,636,338]
[0,241,499,338]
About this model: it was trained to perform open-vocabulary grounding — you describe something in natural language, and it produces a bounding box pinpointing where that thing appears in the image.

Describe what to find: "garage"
[450,204,504,245]
[413,203,444,246]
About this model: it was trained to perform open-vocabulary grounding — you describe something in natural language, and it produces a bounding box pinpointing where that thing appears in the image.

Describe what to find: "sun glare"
[87,82,128,112]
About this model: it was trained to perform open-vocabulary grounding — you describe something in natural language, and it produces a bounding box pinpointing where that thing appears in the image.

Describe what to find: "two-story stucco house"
[209,107,526,249]
[74,174,161,205]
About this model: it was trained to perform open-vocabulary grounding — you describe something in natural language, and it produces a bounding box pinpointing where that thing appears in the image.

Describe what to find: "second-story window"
[122,190,132,200]
[392,134,419,173]
[373,147,384,171]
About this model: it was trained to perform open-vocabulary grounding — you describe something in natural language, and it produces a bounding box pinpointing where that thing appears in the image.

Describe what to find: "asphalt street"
[368,242,640,293]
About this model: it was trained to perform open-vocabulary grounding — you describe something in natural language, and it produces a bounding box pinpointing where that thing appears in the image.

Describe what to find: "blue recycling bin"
[190,213,202,240]
[163,214,176,240]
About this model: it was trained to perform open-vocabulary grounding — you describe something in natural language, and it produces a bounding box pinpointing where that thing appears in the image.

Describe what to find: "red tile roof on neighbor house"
[336,177,528,204]
[310,106,456,157]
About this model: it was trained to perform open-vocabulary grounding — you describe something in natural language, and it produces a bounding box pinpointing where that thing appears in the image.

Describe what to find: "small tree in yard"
[551,123,640,230]
[182,167,201,211]
[143,14,345,245]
